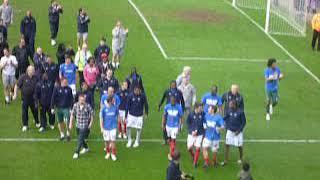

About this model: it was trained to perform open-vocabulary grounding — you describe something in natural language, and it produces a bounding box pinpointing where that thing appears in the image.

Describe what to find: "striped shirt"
[72,102,93,129]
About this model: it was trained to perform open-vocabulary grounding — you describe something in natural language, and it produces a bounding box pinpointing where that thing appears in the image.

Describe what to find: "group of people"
[0,0,288,179]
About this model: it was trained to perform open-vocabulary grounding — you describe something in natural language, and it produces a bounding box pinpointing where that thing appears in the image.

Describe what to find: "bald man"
[222,84,244,115]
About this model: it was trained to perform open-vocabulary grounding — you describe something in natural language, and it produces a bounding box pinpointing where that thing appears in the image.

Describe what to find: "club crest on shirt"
[206,99,218,105]
[167,109,179,116]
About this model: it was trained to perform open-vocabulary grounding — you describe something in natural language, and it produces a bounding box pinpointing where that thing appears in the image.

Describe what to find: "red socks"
[194,148,200,164]
[106,145,110,154]
[124,122,127,134]
[118,122,122,134]
[169,139,176,156]
[213,152,217,163]
[205,157,210,165]
[112,146,117,155]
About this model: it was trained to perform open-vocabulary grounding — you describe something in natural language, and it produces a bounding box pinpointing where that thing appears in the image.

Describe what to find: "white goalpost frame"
[233,0,308,37]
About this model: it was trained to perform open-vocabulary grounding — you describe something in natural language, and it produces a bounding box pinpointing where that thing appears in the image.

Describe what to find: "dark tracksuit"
[125,93,149,118]
[42,62,59,84]
[33,53,47,80]
[0,25,8,58]
[159,88,185,143]
[51,86,74,109]
[117,89,129,111]
[186,111,205,136]
[94,45,110,65]
[17,74,39,126]
[12,45,29,79]
[126,73,144,93]
[97,61,112,83]
[77,15,90,34]
[166,161,182,180]
[98,76,119,96]
[20,16,36,60]
[222,91,244,116]
[224,109,246,133]
[48,5,63,39]
[35,80,55,128]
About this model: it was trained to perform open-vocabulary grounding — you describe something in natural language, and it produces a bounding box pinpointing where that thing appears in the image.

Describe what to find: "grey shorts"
[77,32,88,41]
[2,74,16,87]
[112,47,124,56]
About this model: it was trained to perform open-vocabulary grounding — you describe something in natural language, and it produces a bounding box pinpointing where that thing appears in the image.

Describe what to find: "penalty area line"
[168,56,292,63]
[0,138,320,143]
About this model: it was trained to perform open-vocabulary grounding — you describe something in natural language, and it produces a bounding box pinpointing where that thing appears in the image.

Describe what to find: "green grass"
[0,0,320,179]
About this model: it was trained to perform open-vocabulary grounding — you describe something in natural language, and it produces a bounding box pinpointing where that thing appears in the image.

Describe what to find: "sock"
[66,130,70,136]
[205,157,210,165]
[213,152,217,163]
[60,132,65,137]
[188,148,194,158]
[194,148,200,164]
[127,128,132,142]
[136,129,141,143]
[170,139,176,157]
[124,122,127,134]
[118,121,122,134]
[112,146,116,155]
[106,145,110,154]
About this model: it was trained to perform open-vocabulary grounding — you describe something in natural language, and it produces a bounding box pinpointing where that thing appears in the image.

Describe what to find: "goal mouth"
[232,0,308,37]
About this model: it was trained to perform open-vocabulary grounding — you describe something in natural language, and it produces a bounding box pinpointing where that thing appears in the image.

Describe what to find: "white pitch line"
[169,56,292,63]
[128,0,168,59]
[225,0,320,84]
[0,138,320,143]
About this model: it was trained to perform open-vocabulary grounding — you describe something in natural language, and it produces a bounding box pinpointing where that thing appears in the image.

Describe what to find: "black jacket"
[48,5,63,23]
[12,45,29,66]
[166,161,182,180]
[35,80,54,107]
[20,16,36,38]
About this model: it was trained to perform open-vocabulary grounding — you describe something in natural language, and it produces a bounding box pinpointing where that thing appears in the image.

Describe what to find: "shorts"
[202,138,220,152]
[2,74,16,87]
[103,129,117,141]
[77,32,88,41]
[127,114,143,129]
[56,108,70,124]
[166,126,179,139]
[266,89,278,104]
[69,84,76,96]
[187,134,203,148]
[112,46,124,56]
[119,110,125,120]
[225,130,243,147]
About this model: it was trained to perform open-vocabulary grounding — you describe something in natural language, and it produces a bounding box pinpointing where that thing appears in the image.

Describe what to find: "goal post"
[232,0,308,37]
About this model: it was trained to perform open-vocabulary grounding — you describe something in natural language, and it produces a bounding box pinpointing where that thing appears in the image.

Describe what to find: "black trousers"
[15,63,29,79]
[22,97,39,126]
[78,71,85,88]
[49,21,59,39]
[312,30,320,51]
[40,105,55,128]
[24,36,35,60]
[75,128,89,153]
[163,129,168,143]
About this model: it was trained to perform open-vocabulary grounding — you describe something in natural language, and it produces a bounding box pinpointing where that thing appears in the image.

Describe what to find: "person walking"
[13,38,29,79]
[0,0,13,27]
[77,8,90,49]
[111,20,128,69]
[69,94,94,159]
[311,12,320,51]
[48,0,63,46]
[20,10,36,60]
[17,65,39,132]
[75,43,92,87]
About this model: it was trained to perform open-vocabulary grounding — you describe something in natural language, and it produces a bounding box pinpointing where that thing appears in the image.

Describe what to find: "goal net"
[233,0,308,36]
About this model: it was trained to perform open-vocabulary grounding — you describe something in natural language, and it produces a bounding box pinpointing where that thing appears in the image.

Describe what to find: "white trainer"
[266,113,271,121]
[105,153,110,160]
[167,154,172,161]
[73,153,79,159]
[112,62,116,68]
[49,125,55,130]
[51,39,56,46]
[133,141,139,148]
[126,140,132,148]
[123,134,127,139]
[22,126,27,132]
[111,154,117,161]
[39,127,45,133]
[35,123,41,128]
[269,105,273,115]
[237,160,242,164]
[80,148,89,154]
[118,133,122,139]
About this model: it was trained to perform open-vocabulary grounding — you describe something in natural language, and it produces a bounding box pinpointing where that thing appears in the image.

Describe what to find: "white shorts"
[103,129,117,141]
[225,130,243,147]
[77,32,88,41]
[187,134,203,149]
[126,114,143,129]
[112,47,124,56]
[166,126,179,139]
[119,110,125,120]
[69,84,76,96]
[2,74,16,87]
[202,138,220,152]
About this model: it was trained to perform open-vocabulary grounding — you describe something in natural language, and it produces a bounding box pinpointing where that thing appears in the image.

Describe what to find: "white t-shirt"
[0,55,18,76]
